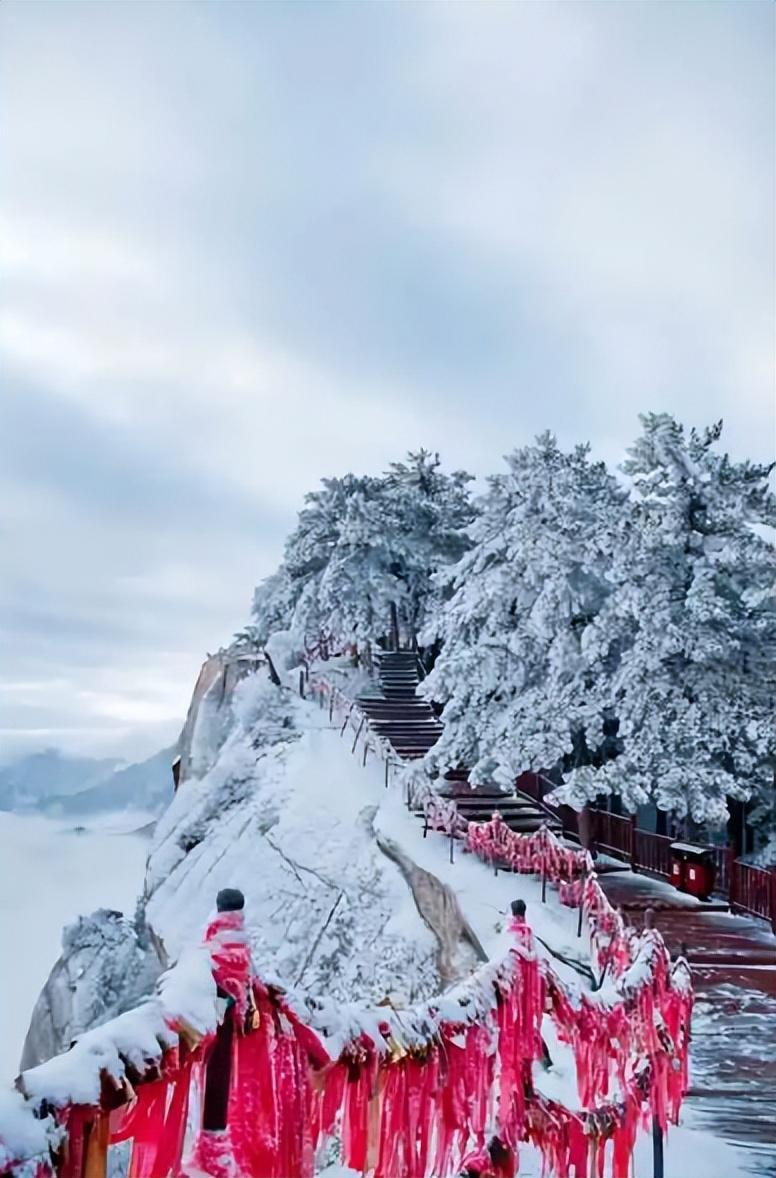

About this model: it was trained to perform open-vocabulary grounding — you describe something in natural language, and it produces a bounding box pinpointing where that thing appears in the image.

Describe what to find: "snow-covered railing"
[1,676,698,1177]
[308,674,695,1165]
[0,946,219,1177]
[1,881,692,1178]
[517,775,776,929]
[309,677,405,784]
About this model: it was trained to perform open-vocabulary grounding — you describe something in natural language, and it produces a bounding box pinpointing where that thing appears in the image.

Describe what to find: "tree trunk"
[264,651,281,687]
[389,601,400,651]
[577,805,595,853]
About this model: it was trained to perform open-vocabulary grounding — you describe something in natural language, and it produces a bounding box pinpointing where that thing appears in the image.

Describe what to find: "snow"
[0,681,763,1175]
[0,1089,58,1177]
[0,812,150,1078]
[375,781,585,972]
[18,947,216,1109]
[145,687,440,1005]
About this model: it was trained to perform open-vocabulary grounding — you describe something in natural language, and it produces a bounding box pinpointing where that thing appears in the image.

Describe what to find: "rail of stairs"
[356,651,559,837]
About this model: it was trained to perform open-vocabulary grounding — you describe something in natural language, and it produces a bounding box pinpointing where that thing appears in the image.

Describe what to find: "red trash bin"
[671,843,716,900]
[670,853,686,892]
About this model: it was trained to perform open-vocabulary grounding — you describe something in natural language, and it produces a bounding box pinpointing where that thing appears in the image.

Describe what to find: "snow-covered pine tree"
[317,479,406,650]
[247,569,298,648]
[421,434,628,788]
[248,454,475,660]
[563,414,776,830]
[248,474,374,653]
[314,454,474,654]
[382,450,475,651]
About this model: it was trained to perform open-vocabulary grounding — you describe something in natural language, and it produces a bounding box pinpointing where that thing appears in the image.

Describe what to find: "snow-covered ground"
[0,812,150,1077]
[0,673,758,1176]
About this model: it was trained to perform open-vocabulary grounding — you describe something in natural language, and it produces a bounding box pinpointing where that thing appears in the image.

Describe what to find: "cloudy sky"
[1,2,773,762]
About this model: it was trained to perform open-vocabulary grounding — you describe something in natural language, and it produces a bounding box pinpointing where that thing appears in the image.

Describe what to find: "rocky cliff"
[19,641,485,1070]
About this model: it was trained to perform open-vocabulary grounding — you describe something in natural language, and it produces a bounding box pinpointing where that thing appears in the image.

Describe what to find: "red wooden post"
[724,846,735,903]
[729,856,738,911]
[771,869,776,935]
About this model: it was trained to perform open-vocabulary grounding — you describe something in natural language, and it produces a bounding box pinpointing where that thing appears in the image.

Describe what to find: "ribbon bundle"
[2,676,694,1178]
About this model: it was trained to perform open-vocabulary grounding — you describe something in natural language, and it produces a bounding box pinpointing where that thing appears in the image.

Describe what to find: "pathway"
[600,871,776,1177]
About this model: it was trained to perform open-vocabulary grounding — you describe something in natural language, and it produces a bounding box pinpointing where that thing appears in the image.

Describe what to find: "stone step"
[358,701,433,711]
[453,801,547,815]
[379,730,429,738]
[369,723,442,733]
[364,703,434,712]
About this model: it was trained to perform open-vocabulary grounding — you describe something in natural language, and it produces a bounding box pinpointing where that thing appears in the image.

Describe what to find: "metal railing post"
[652,1117,664,1178]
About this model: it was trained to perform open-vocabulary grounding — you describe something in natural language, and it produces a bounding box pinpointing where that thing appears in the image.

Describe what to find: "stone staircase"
[357,651,442,760]
[357,652,559,836]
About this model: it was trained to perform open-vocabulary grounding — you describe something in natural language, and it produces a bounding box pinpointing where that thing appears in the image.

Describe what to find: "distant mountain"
[0,749,120,811]
[38,746,177,817]
[0,746,177,816]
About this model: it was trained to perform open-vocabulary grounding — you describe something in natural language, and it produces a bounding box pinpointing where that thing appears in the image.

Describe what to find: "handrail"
[1,819,694,1178]
[6,675,771,1176]
[516,776,775,929]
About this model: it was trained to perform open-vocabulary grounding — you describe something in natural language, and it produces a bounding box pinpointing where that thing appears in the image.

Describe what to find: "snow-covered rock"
[145,670,445,1004]
[18,907,161,1073]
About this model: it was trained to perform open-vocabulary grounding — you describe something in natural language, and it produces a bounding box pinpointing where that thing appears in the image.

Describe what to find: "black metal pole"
[202,1001,234,1131]
[652,1117,664,1178]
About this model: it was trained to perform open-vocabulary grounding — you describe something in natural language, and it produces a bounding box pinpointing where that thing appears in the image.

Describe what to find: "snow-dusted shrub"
[232,672,299,750]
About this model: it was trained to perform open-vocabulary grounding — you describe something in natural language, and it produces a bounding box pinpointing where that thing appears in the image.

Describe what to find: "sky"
[0,1,773,763]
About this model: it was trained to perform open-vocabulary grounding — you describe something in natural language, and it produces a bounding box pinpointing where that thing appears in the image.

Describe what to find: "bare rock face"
[18,907,161,1073]
[376,833,487,984]
[177,650,266,784]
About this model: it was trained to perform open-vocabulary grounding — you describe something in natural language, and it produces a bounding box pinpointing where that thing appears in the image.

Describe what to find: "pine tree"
[317,480,405,649]
[382,450,474,649]
[248,454,474,658]
[421,434,628,787]
[563,414,776,828]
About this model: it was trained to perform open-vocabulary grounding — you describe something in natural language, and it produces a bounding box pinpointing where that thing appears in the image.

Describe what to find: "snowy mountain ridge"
[0,746,175,818]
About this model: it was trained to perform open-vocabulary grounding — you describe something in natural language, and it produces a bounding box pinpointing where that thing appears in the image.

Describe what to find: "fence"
[633,829,674,880]
[731,861,776,927]
[515,773,776,932]
[595,811,634,862]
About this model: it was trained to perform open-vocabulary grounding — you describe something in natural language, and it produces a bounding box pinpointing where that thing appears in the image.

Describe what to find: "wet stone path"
[600,872,776,1177]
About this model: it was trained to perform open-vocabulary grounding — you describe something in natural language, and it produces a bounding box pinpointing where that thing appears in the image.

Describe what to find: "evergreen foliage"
[249,451,474,656]
[244,421,775,833]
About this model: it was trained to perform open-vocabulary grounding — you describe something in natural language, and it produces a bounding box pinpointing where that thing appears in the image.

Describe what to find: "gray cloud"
[1,1,772,758]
